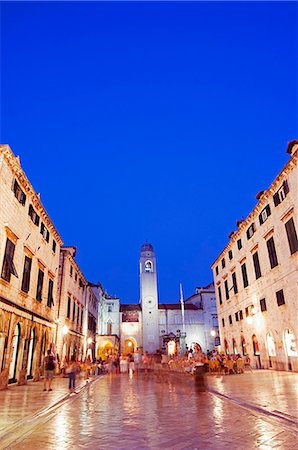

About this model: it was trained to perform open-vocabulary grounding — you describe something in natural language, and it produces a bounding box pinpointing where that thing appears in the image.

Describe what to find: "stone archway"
[123,337,138,355]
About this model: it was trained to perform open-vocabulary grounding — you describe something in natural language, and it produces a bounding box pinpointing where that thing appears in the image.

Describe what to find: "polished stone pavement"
[0,371,297,450]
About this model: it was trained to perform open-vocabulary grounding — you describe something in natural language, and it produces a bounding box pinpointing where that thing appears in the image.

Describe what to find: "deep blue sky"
[1,1,297,303]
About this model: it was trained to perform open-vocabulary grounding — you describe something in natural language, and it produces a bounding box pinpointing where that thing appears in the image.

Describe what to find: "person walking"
[68,355,78,393]
[43,349,56,391]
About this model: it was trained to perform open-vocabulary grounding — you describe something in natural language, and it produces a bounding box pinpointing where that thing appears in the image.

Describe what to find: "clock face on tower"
[144,296,156,309]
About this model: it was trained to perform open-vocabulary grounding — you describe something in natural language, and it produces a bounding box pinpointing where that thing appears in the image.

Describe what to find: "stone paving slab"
[206,370,298,422]
[0,370,297,449]
[2,374,297,450]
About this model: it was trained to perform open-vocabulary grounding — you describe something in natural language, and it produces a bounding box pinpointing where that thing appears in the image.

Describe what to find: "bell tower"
[140,242,160,353]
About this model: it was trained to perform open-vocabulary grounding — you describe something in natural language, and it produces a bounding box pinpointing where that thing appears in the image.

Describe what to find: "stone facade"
[185,282,219,351]
[55,246,88,364]
[211,141,298,371]
[0,145,63,389]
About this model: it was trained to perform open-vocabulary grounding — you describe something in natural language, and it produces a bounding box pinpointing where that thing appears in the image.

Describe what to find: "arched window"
[284,328,297,357]
[252,334,260,356]
[241,336,247,356]
[107,320,112,335]
[9,323,21,382]
[232,338,238,355]
[266,332,276,357]
[144,261,153,272]
[27,328,35,379]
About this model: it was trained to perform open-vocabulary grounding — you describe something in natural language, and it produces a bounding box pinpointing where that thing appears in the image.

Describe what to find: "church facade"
[96,243,217,357]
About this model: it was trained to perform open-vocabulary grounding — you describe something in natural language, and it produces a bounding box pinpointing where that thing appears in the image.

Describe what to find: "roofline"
[211,142,298,268]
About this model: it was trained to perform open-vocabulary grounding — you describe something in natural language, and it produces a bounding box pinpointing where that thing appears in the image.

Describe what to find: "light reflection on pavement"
[5,373,298,450]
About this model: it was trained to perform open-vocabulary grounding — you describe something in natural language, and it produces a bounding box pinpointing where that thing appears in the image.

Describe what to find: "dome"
[141,242,154,253]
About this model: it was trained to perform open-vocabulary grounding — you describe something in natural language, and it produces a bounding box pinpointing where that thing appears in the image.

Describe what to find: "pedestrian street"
[0,370,297,450]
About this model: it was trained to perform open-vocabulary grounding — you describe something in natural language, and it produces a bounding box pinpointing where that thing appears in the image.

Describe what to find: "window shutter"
[259,213,264,225]
[266,204,271,216]
[283,180,289,195]
[273,193,280,206]
[285,218,298,255]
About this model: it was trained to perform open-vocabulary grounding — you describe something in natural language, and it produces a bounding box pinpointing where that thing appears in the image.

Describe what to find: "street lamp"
[210,329,216,337]
[62,325,69,335]
[87,337,92,345]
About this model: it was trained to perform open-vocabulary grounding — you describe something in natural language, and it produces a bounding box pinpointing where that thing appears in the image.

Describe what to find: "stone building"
[0,145,63,389]
[95,242,218,357]
[185,282,219,351]
[55,246,88,364]
[211,140,298,371]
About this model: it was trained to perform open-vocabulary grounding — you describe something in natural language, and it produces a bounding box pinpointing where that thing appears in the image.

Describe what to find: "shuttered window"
[218,286,222,305]
[253,251,262,279]
[273,180,289,206]
[224,280,229,300]
[259,204,271,225]
[267,237,278,269]
[232,272,238,294]
[21,256,32,293]
[285,218,298,255]
[276,290,285,306]
[36,269,44,301]
[1,238,18,282]
[241,263,249,288]
[47,279,54,307]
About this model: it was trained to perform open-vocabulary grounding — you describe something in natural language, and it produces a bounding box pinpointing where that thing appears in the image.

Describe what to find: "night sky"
[1,1,297,303]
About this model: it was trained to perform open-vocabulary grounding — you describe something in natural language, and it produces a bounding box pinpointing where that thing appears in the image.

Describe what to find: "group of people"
[43,346,253,393]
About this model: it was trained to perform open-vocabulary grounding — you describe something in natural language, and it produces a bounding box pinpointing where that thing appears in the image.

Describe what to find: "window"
[245,306,249,317]
[222,318,225,327]
[75,272,78,282]
[260,298,267,312]
[70,265,73,276]
[215,266,219,276]
[241,263,249,288]
[21,256,32,293]
[107,303,113,312]
[81,309,83,326]
[239,310,243,320]
[36,269,44,301]
[229,315,232,325]
[47,278,54,307]
[67,296,71,318]
[259,205,271,225]
[13,180,26,205]
[72,302,75,321]
[285,218,298,255]
[267,236,278,269]
[218,286,222,305]
[235,312,239,322]
[232,272,238,294]
[40,223,50,242]
[221,258,226,269]
[276,289,285,307]
[253,251,262,279]
[237,239,242,250]
[107,322,112,334]
[224,280,229,300]
[246,223,255,240]
[228,250,233,260]
[28,204,40,226]
[52,240,56,253]
[1,238,18,282]
[273,180,289,206]
[77,305,80,324]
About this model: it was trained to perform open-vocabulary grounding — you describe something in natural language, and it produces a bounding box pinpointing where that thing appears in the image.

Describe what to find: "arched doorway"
[39,330,47,370]
[252,334,261,369]
[9,323,21,383]
[27,328,35,379]
[266,332,276,368]
[224,339,229,354]
[0,313,7,373]
[284,328,297,371]
[99,340,114,359]
[123,338,137,355]
[241,336,247,356]
[167,340,176,355]
[232,338,238,355]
